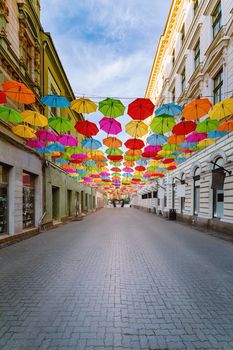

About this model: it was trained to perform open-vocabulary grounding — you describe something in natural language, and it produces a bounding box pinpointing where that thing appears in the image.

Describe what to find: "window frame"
[212,1,222,38]
[193,0,199,15]
[212,157,224,219]
[213,68,223,104]
[181,67,186,92]
[194,39,200,70]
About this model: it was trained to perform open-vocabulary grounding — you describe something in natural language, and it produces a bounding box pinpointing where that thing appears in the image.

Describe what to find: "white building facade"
[132,0,233,234]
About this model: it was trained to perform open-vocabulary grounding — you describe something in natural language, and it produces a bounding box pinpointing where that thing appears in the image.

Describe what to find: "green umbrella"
[0,106,22,123]
[66,146,84,154]
[60,153,70,160]
[124,155,139,161]
[162,144,177,151]
[110,161,122,166]
[48,117,73,133]
[98,98,125,118]
[150,116,175,134]
[196,119,219,133]
[111,172,121,177]
[105,148,123,156]
[147,166,158,171]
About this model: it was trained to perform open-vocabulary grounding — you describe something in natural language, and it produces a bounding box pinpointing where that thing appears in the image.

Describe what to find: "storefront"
[22,172,35,229]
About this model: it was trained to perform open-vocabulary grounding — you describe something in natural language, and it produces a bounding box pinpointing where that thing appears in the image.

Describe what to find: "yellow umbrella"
[21,110,48,127]
[157,150,172,157]
[12,125,35,139]
[209,98,233,120]
[71,98,97,114]
[197,138,215,148]
[125,121,148,137]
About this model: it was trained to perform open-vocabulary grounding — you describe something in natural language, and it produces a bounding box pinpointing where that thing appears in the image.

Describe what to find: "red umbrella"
[124,138,144,150]
[162,158,175,164]
[128,98,155,120]
[172,121,196,135]
[75,120,99,137]
[107,155,123,161]
[135,166,146,171]
[167,165,177,171]
[0,91,7,104]
[99,117,122,135]
[142,151,157,158]
[111,167,121,172]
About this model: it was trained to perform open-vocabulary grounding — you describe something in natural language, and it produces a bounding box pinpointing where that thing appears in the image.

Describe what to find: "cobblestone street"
[1,208,233,350]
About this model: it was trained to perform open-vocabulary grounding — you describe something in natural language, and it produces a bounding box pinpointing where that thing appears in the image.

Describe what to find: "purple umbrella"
[186,132,207,143]
[99,117,122,135]
[35,130,57,142]
[26,138,45,149]
[57,134,78,146]
[122,167,134,173]
[71,153,87,160]
[100,172,110,177]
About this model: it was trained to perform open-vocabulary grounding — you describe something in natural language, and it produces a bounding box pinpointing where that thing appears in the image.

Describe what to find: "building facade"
[132,0,233,234]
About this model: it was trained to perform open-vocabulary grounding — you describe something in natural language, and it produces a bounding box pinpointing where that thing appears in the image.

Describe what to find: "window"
[181,25,185,47]
[180,174,185,213]
[194,40,200,69]
[213,68,223,104]
[193,167,200,215]
[51,87,57,117]
[172,87,176,103]
[181,68,186,92]
[148,192,152,199]
[212,157,224,219]
[212,2,222,38]
[172,49,175,66]
[194,0,199,15]
[23,172,35,229]
[153,191,157,198]
[0,164,8,234]
[172,180,175,209]
[164,195,167,207]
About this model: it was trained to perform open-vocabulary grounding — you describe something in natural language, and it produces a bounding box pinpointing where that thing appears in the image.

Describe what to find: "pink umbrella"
[122,167,134,173]
[99,117,122,135]
[186,132,207,143]
[26,138,45,149]
[83,177,92,182]
[36,130,57,142]
[100,172,110,177]
[90,174,99,178]
[144,145,162,153]
[57,134,78,146]
[71,153,87,160]
[64,167,75,173]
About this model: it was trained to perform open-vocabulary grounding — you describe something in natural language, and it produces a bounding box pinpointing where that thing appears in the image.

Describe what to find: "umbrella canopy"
[99,117,122,135]
[105,148,123,156]
[57,134,78,146]
[195,119,219,133]
[81,138,102,149]
[125,149,142,157]
[124,138,144,150]
[0,91,7,103]
[155,103,182,116]
[209,98,233,120]
[35,129,57,142]
[135,166,146,171]
[49,117,73,133]
[217,118,233,132]
[21,110,48,127]
[146,133,167,146]
[127,98,155,120]
[75,120,99,137]
[46,143,65,153]
[26,138,45,149]
[172,121,196,135]
[186,131,207,142]
[71,98,97,114]
[168,134,185,144]
[125,121,148,137]
[111,167,121,172]
[150,116,175,134]
[207,130,227,138]
[183,98,212,120]
[0,106,22,123]
[122,167,134,173]
[12,125,35,139]
[103,136,122,148]
[197,139,216,148]
[41,94,70,108]
[144,145,162,153]
[98,98,125,118]
[2,80,35,104]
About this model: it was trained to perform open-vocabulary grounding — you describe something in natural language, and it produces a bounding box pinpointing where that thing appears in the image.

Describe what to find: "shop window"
[194,40,200,69]
[212,2,222,38]
[193,167,200,215]
[211,157,225,219]
[23,172,35,229]
[181,67,186,92]
[194,0,199,15]
[0,164,8,234]
[213,68,223,104]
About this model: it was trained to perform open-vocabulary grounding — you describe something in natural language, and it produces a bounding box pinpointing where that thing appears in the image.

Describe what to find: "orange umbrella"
[183,98,212,120]
[103,136,122,148]
[2,80,35,104]
[123,161,135,167]
[125,149,142,157]
[217,118,233,132]
[168,134,185,145]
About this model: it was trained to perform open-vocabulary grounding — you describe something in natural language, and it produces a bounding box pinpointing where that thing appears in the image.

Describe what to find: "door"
[75,192,80,215]
[67,190,72,216]
[52,186,60,220]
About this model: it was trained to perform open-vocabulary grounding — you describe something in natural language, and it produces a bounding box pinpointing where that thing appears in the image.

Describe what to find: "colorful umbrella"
[144,145,162,153]
[168,134,185,144]
[0,91,7,103]
[197,139,216,148]
[124,138,144,150]
[12,125,35,139]
[57,134,78,146]
[125,121,148,137]
[49,117,73,133]
[183,98,212,120]
[125,149,142,157]
[135,166,146,171]
[207,130,227,138]
[217,118,233,132]
[122,167,134,173]
[186,131,207,142]
[127,98,155,120]
[196,119,219,133]
[35,129,57,142]
[156,103,182,116]
[81,138,102,149]
[146,133,167,146]
[46,143,65,153]
[41,94,70,108]
[99,117,122,135]
[172,121,196,135]
[103,136,122,148]
[150,116,175,134]
[209,98,233,120]
[71,98,97,114]
[2,80,35,104]
[26,139,45,149]
[0,106,22,123]
[105,148,123,156]
[75,120,99,137]
[98,98,125,118]
[21,110,48,127]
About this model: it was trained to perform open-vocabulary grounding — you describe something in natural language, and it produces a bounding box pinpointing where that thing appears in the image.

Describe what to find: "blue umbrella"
[122,173,133,178]
[207,130,227,138]
[157,167,167,172]
[55,158,69,164]
[147,133,167,146]
[156,103,182,116]
[176,158,187,163]
[46,143,65,152]
[83,160,96,166]
[35,147,51,154]
[41,94,70,108]
[81,138,102,149]
[171,151,183,156]
[179,141,197,148]
[136,160,148,166]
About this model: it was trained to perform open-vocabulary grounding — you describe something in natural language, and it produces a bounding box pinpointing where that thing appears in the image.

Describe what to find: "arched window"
[180,173,185,213]
[212,157,225,219]
[193,167,200,215]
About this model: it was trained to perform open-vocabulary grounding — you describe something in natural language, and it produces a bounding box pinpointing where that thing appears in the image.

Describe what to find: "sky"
[40,0,171,100]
